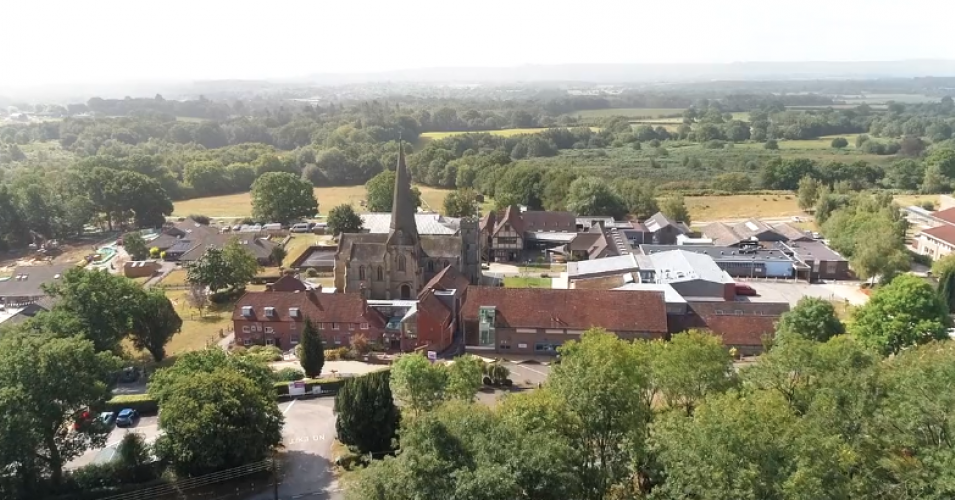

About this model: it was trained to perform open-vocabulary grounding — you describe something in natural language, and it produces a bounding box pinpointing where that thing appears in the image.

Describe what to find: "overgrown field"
[572,108,686,119]
[172,185,454,217]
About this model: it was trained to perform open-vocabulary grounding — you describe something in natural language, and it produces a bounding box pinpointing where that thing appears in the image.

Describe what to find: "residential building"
[0,264,73,306]
[150,217,280,265]
[232,285,386,350]
[0,296,56,326]
[462,288,669,355]
[643,212,691,244]
[334,148,481,300]
[916,224,955,260]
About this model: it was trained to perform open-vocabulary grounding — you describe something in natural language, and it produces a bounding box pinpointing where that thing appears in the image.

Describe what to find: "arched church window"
[398,255,406,272]
[427,260,434,272]
[377,266,383,281]
[359,266,365,280]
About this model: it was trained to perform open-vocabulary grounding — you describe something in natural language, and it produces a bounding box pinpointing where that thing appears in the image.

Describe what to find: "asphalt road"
[68,415,162,469]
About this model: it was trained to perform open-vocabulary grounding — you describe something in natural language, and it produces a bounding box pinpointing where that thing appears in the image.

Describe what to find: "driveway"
[68,415,161,469]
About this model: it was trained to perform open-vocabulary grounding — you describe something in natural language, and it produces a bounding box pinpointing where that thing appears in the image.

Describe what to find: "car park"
[98,412,116,428]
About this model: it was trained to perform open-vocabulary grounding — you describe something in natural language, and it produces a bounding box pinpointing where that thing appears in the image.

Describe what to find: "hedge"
[104,377,345,413]
[104,394,158,415]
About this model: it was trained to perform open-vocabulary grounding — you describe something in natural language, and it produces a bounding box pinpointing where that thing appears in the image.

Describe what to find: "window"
[289,323,297,331]
[715,310,724,315]
[242,326,250,333]
[318,323,324,330]
[332,323,339,330]
[499,343,511,350]
[265,338,275,346]
[377,266,383,281]
[498,237,518,245]
[359,266,365,280]
[534,341,562,353]
[349,323,355,331]
[290,336,300,345]
[398,255,406,272]
[427,260,434,272]
[334,338,342,345]
[264,326,274,334]
[825,261,838,275]
[243,338,251,346]
[361,322,369,330]
[443,260,449,269]
[734,310,743,316]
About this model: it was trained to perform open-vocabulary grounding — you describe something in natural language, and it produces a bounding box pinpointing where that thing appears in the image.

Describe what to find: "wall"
[466,325,665,355]
[233,319,384,350]
[415,312,453,353]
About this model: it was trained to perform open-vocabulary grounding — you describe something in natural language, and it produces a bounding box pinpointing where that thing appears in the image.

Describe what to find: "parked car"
[115,409,139,428]
[735,284,759,296]
[98,411,116,428]
[290,222,313,233]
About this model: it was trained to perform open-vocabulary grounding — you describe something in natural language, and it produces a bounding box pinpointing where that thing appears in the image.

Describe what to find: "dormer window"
[241,306,253,317]
[264,307,276,317]
[289,307,300,318]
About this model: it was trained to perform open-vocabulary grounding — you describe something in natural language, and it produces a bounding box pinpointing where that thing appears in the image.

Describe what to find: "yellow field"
[683,193,938,223]
[574,108,685,119]
[419,128,553,141]
[172,185,454,217]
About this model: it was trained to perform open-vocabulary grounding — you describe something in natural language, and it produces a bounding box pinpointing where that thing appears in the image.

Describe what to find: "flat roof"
[640,244,795,263]
[775,240,846,262]
[613,283,686,304]
[648,249,734,284]
[567,254,639,277]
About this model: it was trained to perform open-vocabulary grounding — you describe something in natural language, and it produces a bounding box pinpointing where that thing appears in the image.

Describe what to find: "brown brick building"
[232,284,386,350]
[462,288,669,355]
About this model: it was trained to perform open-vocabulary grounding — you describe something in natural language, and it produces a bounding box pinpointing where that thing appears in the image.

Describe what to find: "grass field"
[684,193,938,223]
[503,276,552,288]
[172,185,454,217]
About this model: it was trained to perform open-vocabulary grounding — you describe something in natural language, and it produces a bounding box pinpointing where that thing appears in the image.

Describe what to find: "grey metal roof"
[613,283,686,304]
[648,250,733,284]
[361,213,458,235]
[298,248,336,268]
[640,244,796,263]
[567,254,640,277]
[0,264,74,299]
[421,235,462,258]
[776,240,846,262]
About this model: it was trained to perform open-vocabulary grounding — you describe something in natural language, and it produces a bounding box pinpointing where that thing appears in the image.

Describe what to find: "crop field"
[573,108,685,119]
[684,193,937,223]
[172,185,454,217]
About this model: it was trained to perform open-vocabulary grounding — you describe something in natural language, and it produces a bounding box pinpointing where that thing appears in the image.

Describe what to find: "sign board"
[311,385,323,395]
[427,351,437,363]
[518,343,527,349]
[288,380,306,397]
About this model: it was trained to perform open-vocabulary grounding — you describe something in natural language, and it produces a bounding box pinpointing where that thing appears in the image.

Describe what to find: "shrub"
[306,268,319,278]
[243,345,283,363]
[274,367,305,382]
[324,347,349,361]
[831,137,849,149]
[351,333,371,356]
[764,139,779,150]
[188,214,211,225]
[71,462,124,491]
[149,247,160,258]
[104,394,158,415]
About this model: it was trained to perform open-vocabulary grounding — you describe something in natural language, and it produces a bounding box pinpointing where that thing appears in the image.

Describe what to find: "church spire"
[387,141,419,247]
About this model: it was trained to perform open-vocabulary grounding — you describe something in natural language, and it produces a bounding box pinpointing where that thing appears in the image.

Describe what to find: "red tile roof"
[493,205,524,236]
[233,290,385,326]
[462,287,668,333]
[421,265,470,296]
[933,207,955,225]
[270,274,308,292]
[699,315,778,346]
[417,289,453,326]
[922,224,955,246]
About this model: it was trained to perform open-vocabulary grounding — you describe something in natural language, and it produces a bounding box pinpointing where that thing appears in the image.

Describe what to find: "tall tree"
[123,232,149,261]
[327,203,364,235]
[186,247,231,293]
[443,188,479,218]
[149,348,274,404]
[335,370,399,454]
[851,274,950,356]
[651,330,736,416]
[41,268,142,352]
[250,172,318,224]
[615,179,659,220]
[298,318,325,378]
[130,289,182,362]
[0,331,121,487]
[565,177,627,219]
[221,238,259,289]
[776,297,845,342]
[796,175,821,211]
[938,267,955,313]
[153,367,283,475]
[390,353,448,416]
[660,194,691,224]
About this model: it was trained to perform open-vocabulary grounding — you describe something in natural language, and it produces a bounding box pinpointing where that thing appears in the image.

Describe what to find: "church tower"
[384,143,422,299]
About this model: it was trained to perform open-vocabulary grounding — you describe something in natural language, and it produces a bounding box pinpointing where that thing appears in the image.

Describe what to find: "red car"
[735,284,758,296]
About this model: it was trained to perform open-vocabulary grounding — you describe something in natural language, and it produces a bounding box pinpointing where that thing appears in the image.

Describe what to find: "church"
[333,147,482,300]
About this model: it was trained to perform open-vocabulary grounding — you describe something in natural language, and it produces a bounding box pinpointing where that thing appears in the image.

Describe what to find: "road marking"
[511,364,548,377]
[283,399,296,415]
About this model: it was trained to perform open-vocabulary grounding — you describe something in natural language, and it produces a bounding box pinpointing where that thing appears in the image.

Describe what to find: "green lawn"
[504,277,553,289]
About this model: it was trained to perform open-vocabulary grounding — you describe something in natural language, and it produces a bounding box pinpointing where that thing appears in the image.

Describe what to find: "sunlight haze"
[5,0,953,86]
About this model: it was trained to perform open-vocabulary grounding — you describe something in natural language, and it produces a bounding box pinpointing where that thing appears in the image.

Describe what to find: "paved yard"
[68,415,161,469]
[741,281,869,307]
[269,360,390,378]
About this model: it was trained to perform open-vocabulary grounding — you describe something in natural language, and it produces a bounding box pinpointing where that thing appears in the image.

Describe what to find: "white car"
[791,216,803,222]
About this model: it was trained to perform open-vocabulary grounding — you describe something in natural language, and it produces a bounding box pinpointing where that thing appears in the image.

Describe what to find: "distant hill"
[299,60,955,85]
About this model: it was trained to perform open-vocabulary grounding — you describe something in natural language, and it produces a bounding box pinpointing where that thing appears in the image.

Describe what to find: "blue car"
[115,409,139,428]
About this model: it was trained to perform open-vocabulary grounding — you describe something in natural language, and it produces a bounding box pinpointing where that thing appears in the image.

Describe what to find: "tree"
[446,354,483,402]
[711,172,752,193]
[921,164,949,194]
[124,232,149,261]
[776,297,845,342]
[298,319,325,378]
[651,331,736,416]
[851,274,950,356]
[831,137,849,149]
[153,367,283,475]
[327,203,364,235]
[250,172,318,224]
[365,170,422,212]
[443,188,479,218]
[269,245,286,266]
[390,353,448,416]
[764,139,779,150]
[0,331,121,487]
[186,283,209,317]
[115,432,154,483]
[565,177,627,219]
[660,194,691,224]
[149,348,274,404]
[187,239,259,293]
[849,229,910,284]
[796,175,821,211]
[335,370,399,455]
[129,289,182,362]
[549,329,651,499]
[615,179,659,220]
[41,268,142,353]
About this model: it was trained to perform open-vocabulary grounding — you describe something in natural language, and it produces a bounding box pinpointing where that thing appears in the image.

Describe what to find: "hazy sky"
[5,0,953,86]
